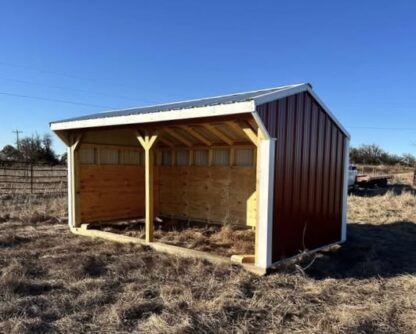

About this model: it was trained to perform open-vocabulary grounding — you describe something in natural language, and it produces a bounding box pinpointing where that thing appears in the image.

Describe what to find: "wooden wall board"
[158,166,256,226]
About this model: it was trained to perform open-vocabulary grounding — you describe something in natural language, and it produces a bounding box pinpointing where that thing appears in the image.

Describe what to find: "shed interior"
[65,115,261,261]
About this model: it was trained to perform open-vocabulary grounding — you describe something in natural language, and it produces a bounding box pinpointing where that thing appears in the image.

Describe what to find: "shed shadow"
[305,221,416,279]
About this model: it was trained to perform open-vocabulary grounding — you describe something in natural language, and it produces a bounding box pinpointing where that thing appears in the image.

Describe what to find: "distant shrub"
[350,144,416,166]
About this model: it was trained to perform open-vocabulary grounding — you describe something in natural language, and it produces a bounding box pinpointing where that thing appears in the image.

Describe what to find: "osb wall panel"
[257,91,346,262]
[79,165,146,223]
[158,166,256,226]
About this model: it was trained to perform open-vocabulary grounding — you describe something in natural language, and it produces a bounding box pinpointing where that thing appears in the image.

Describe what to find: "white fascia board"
[50,101,256,131]
[253,84,350,139]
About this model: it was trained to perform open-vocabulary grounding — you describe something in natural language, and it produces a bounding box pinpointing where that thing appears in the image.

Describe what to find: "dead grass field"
[0,175,416,333]
[94,220,255,257]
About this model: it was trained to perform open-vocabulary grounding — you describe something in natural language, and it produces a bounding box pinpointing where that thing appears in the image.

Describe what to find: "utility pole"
[12,129,23,149]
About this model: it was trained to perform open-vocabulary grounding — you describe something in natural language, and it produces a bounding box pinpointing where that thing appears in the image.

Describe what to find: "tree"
[18,133,59,164]
[350,144,416,166]
[1,145,22,161]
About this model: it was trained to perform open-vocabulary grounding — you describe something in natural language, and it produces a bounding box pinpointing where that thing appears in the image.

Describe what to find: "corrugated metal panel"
[235,148,254,166]
[257,91,347,262]
[213,149,230,166]
[79,147,95,164]
[194,150,209,166]
[100,148,119,165]
[176,150,189,166]
[52,85,301,124]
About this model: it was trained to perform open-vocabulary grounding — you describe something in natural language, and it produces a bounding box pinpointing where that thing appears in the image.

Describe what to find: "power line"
[0,60,105,83]
[0,91,115,108]
[0,75,156,104]
[348,126,416,131]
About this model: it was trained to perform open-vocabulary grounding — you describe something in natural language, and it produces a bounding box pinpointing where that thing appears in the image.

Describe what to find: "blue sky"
[0,0,415,155]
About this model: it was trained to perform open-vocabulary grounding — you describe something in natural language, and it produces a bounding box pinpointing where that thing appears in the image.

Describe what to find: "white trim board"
[255,137,276,268]
[51,101,256,131]
[341,138,349,242]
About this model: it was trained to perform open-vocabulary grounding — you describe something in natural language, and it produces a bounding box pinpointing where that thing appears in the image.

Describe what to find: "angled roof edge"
[253,84,350,139]
[50,83,349,139]
[50,100,257,131]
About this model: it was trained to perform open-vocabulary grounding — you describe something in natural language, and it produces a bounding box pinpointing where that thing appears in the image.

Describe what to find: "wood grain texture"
[158,166,256,226]
[79,165,146,223]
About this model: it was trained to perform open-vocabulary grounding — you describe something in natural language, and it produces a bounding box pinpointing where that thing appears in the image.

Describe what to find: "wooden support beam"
[164,128,192,147]
[208,149,213,166]
[202,124,233,145]
[231,254,255,264]
[189,149,194,166]
[180,125,212,146]
[237,121,258,146]
[136,131,158,243]
[230,147,235,166]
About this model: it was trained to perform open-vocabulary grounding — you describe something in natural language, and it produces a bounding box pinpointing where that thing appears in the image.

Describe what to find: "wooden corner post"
[69,134,82,228]
[136,131,158,243]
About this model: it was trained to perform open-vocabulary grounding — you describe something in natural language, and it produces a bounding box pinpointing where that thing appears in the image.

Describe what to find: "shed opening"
[71,117,260,264]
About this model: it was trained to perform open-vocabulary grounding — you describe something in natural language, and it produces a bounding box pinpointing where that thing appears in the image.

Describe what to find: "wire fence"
[0,161,67,196]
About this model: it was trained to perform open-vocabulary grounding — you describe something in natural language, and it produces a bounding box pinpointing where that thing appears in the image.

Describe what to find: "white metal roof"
[50,83,350,138]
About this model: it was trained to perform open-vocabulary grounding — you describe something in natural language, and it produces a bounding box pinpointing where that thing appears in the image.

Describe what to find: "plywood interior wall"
[79,165,146,223]
[77,124,258,227]
[158,166,256,226]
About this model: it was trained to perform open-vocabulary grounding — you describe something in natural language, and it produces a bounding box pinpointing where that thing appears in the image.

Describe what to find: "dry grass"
[95,220,255,257]
[0,175,416,333]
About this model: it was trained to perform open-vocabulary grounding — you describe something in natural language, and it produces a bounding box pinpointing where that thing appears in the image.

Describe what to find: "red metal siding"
[257,91,346,262]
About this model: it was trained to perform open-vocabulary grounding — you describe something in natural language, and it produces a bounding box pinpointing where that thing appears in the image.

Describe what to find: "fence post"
[413,169,416,186]
[30,163,34,194]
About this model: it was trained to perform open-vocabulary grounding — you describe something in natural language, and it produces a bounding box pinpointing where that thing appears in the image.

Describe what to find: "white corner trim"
[67,146,74,228]
[251,111,271,139]
[50,101,256,131]
[341,138,349,242]
[255,137,276,269]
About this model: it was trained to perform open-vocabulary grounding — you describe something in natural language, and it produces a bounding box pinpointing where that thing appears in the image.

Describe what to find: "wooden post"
[30,163,34,194]
[413,169,416,186]
[70,135,82,227]
[136,131,158,243]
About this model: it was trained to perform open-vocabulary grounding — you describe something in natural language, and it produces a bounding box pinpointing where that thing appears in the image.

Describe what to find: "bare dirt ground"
[0,175,416,333]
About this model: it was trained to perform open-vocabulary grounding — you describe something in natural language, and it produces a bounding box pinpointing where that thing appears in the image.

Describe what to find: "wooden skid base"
[70,225,266,275]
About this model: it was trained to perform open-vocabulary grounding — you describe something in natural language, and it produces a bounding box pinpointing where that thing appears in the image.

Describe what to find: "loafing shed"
[50,83,350,273]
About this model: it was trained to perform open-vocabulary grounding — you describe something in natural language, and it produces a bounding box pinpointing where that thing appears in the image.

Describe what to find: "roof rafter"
[202,124,233,145]
[164,127,193,147]
[179,125,212,146]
